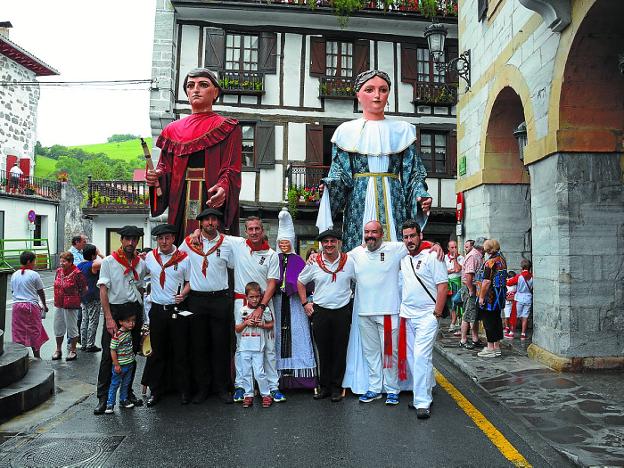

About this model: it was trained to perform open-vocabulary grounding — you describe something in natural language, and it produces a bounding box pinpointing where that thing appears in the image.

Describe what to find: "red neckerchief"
[112,247,140,280]
[185,234,224,277]
[152,248,188,288]
[521,270,533,281]
[246,239,270,253]
[20,265,32,275]
[408,240,433,256]
[316,252,348,282]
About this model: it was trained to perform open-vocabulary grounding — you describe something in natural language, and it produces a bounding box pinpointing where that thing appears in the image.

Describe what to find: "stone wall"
[0,55,39,166]
[530,152,624,358]
[61,183,92,252]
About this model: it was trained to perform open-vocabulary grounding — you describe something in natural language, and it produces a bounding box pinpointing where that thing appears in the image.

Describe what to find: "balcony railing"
[319,76,356,99]
[219,71,265,95]
[286,163,329,204]
[85,177,149,213]
[0,169,61,201]
[414,82,458,106]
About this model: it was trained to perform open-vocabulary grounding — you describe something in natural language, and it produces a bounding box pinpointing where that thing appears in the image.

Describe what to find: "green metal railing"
[0,238,51,271]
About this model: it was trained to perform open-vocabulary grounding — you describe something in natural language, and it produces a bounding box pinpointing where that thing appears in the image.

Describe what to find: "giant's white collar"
[331,118,416,156]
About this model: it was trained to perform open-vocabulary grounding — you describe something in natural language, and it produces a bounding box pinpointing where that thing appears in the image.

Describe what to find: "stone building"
[456,0,623,366]
[149,0,460,250]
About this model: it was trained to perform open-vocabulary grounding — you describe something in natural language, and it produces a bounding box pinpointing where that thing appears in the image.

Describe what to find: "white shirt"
[400,250,448,319]
[229,236,280,294]
[144,247,191,305]
[97,254,147,304]
[235,305,273,352]
[178,233,232,292]
[350,241,406,316]
[69,246,84,265]
[10,166,23,177]
[298,254,355,309]
[445,254,464,280]
[11,269,44,305]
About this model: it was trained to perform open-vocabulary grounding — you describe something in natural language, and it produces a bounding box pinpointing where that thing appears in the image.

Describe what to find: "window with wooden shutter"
[446,44,459,84]
[255,123,275,169]
[258,32,277,74]
[401,43,419,82]
[204,27,225,71]
[353,39,370,75]
[310,37,326,77]
[419,130,449,175]
[305,124,323,164]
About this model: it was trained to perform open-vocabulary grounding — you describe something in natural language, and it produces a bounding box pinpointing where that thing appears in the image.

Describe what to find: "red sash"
[246,239,270,253]
[112,248,140,280]
[152,248,188,288]
[316,252,348,282]
[185,234,224,277]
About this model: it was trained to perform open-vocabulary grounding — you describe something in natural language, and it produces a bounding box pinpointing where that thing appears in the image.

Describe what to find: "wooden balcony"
[219,71,265,95]
[319,76,355,100]
[0,169,61,202]
[286,163,329,210]
[413,82,458,106]
[83,177,149,215]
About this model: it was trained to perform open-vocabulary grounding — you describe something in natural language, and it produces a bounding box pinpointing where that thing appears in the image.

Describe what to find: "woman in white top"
[10,251,49,357]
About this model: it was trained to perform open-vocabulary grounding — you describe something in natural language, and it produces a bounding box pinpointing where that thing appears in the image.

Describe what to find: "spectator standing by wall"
[78,244,103,352]
[506,260,533,340]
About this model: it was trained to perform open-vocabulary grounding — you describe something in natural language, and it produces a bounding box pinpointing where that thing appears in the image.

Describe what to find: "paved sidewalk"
[435,323,624,467]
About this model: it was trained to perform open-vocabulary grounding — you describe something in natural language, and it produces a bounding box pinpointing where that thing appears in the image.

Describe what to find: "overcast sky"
[5,0,156,146]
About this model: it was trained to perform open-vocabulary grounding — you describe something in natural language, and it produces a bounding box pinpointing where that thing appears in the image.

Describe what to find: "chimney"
[0,21,13,38]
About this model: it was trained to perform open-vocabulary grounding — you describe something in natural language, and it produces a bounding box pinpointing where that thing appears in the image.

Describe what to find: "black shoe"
[88,346,102,353]
[127,394,143,407]
[472,339,485,348]
[331,393,343,402]
[192,390,209,404]
[180,393,191,405]
[94,398,107,415]
[416,407,431,419]
[146,394,160,407]
[313,390,331,400]
[217,391,233,404]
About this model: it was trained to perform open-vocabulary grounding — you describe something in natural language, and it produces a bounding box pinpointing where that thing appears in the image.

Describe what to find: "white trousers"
[234,298,279,391]
[358,314,399,394]
[239,350,270,397]
[406,313,439,409]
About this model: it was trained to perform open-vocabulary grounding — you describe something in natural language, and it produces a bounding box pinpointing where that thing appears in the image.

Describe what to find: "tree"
[107,134,140,143]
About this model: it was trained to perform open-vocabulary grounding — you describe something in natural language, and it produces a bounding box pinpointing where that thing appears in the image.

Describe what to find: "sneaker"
[359,391,382,403]
[459,341,475,349]
[242,396,254,408]
[119,399,135,409]
[416,407,431,419]
[262,395,273,408]
[477,348,499,358]
[270,390,286,402]
[104,405,114,414]
[233,387,245,403]
[385,393,399,405]
[503,327,510,334]
[520,333,527,340]
[504,331,514,339]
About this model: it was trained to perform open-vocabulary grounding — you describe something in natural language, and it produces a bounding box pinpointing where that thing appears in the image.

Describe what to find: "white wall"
[0,197,58,255]
[91,214,150,255]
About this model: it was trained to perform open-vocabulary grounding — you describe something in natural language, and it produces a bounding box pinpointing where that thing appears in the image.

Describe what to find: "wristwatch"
[302,301,309,307]
[258,303,267,310]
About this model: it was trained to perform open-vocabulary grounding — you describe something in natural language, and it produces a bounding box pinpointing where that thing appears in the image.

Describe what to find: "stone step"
[0,343,29,389]
[0,359,55,423]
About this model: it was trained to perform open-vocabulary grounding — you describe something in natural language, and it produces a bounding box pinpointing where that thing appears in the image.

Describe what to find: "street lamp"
[513,121,528,162]
[424,23,471,90]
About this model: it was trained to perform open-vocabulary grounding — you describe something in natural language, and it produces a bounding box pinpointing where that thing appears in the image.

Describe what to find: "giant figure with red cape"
[146,68,242,242]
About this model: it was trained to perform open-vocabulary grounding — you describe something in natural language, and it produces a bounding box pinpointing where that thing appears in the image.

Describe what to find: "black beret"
[196,208,223,220]
[118,225,144,238]
[151,224,177,237]
[317,229,342,241]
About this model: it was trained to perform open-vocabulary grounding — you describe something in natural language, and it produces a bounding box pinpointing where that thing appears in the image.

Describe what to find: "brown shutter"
[401,43,418,82]
[309,37,326,77]
[446,43,459,84]
[204,27,225,71]
[478,0,488,21]
[256,123,275,168]
[258,32,277,74]
[353,39,370,75]
[305,124,323,164]
[448,130,457,177]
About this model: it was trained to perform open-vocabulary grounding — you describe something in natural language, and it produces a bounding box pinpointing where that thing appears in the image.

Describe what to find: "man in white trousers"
[398,219,448,419]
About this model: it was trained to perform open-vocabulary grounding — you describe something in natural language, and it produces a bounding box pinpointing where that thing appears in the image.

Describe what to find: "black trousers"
[186,291,233,394]
[312,303,352,393]
[143,303,192,396]
[96,302,143,399]
[480,306,503,342]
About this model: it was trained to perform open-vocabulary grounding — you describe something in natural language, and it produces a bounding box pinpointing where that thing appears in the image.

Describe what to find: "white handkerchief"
[177,310,193,317]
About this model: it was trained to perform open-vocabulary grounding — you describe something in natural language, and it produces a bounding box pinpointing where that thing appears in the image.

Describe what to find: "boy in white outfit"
[235,282,274,408]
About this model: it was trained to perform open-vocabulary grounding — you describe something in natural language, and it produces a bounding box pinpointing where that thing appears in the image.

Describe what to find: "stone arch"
[551,0,624,153]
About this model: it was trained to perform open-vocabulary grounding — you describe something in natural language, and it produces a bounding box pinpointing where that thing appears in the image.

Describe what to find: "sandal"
[51,351,62,361]
[66,351,78,361]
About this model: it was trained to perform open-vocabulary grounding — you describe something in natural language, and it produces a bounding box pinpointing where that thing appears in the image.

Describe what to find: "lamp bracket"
[434,50,471,91]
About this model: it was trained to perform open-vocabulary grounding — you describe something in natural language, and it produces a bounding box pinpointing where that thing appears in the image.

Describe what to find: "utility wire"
[0,79,153,87]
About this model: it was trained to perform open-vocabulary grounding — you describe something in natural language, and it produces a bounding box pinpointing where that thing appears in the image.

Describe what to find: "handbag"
[409,258,450,318]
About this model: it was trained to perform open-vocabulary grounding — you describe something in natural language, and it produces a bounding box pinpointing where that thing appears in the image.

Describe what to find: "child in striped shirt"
[106,310,137,414]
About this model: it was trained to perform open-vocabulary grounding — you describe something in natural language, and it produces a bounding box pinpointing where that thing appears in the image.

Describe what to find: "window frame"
[418,129,451,176]
[325,40,354,78]
[225,33,260,72]
[240,122,257,171]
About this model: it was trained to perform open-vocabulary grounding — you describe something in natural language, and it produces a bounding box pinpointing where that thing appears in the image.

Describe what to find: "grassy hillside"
[34,155,57,178]
[70,137,153,162]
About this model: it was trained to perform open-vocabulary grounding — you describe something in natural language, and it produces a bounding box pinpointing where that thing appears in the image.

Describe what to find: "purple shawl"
[278,253,305,297]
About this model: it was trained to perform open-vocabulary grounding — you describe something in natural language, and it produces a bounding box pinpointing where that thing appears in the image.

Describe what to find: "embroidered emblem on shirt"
[380,253,385,262]
[259,256,266,265]
[416,260,422,269]
[217,248,221,257]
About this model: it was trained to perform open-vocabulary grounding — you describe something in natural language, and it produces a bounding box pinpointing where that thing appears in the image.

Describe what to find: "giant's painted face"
[356,76,390,117]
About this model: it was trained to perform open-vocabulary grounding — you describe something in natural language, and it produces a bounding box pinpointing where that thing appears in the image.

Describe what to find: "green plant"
[287,187,299,218]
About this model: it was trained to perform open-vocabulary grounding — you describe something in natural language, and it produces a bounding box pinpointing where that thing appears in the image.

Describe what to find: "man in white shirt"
[297,229,355,402]
[94,225,148,415]
[9,162,23,193]
[179,208,234,404]
[398,219,448,419]
[143,223,191,407]
[228,216,284,403]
